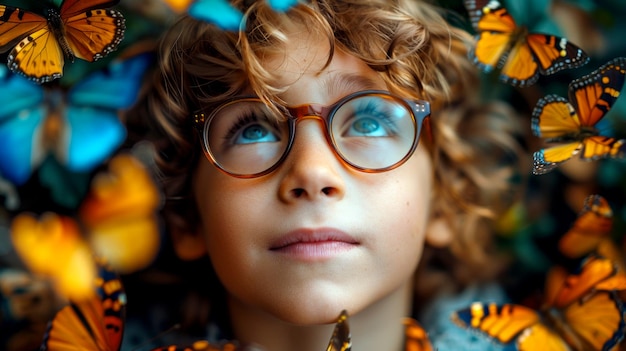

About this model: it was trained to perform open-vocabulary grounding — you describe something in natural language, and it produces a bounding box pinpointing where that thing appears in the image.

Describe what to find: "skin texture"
[190,28,439,351]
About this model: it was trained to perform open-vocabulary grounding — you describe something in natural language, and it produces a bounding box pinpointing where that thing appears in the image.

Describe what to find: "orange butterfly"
[464,0,589,87]
[559,195,613,257]
[404,318,433,351]
[0,0,125,83]
[532,57,626,175]
[452,256,626,351]
[10,154,161,300]
[40,261,126,351]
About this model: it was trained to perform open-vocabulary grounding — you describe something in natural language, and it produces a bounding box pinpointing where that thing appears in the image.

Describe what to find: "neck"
[227,281,413,351]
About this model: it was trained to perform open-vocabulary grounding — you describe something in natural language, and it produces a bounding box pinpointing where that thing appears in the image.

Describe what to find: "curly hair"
[130,0,524,294]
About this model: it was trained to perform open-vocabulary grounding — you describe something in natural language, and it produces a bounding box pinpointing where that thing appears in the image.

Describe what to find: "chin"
[272,305,351,326]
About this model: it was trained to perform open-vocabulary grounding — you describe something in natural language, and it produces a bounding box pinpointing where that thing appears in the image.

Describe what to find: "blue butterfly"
[188,0,298,30]
[0,52,153,185]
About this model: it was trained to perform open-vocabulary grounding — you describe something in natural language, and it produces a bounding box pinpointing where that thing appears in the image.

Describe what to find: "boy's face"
[192,30,434,325]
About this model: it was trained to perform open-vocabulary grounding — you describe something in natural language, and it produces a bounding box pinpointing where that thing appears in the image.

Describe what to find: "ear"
[171,227,207,261]
[424,215,453,248]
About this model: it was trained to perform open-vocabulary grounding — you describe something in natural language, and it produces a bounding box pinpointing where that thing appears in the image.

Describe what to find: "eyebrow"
[322,72,383,99]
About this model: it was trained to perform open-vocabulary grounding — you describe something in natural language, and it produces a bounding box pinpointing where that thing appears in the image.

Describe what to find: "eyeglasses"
[193,90,430,178]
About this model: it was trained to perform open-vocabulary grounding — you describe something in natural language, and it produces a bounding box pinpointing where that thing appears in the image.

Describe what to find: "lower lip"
[271,241,357,261]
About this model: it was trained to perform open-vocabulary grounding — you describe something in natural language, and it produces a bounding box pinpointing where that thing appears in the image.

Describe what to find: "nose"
[278,119,346,202]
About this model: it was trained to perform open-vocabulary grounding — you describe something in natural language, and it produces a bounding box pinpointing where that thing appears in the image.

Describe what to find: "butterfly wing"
[0,6,48,52]
[531,95,584,174]
[60,106,126,172]
[80,155,161,273]
[452,302,540,345]
[526,33,588,76]
[568,57,626,128]
[68,51,154,109]
[499,36,541,87]
[10,213,97,300]
[404,318,433,351]
[188,0,244,31]
[546,257,622,309]
[558,195,613,258]
[61,7,125,62]
[580,136,626,161]
[60,0,122,14]
[327,310,351,351]
[41,262,126,351]
[58,52,154,173]
[516,324,570,351]
[464,0,517,74]
[0,66,47,184]
[563,291,625,351]
[7,27,65,83]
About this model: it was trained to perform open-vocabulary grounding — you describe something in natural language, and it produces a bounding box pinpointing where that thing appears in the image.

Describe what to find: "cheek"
[192,163,260,275]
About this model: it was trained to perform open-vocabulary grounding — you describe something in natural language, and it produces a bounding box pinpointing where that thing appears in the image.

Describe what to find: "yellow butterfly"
[0,0,125,83]
[464,0,589,87]
[10,154,161,300]
[532,57,626,174]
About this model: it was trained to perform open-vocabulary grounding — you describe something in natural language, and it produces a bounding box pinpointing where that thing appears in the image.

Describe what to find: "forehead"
[262,30,387,104]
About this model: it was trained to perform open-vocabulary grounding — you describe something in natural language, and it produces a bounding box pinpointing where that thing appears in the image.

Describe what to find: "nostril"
[321,187,334,195]
[292,188,305,198]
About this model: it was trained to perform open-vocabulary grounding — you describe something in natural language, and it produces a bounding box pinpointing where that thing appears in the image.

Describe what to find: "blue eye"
[351,117,381,135]
[340,98,400,137]
[226,113,281,144]
[238,123,276,143]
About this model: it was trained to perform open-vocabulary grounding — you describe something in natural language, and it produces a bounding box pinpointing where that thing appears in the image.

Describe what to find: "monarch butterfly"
[10,154,161,300]
[0,0,125,83]
[558,195,613,258]
[40,261,126,351]
[463,0,589,87]
[452,256,626,351]
[0,49,153,185]
[532,57,626,175]
[162,0,297,30]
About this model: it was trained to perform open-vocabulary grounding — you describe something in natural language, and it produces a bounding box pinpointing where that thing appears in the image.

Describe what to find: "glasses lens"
[206,100,290,176]
[330,94,417,170]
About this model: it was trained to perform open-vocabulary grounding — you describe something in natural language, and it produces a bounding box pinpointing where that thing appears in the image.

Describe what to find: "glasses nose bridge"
[288,104,330,124]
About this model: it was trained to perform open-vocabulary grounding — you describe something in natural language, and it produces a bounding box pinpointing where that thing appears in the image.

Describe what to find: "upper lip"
[269,228,359,250]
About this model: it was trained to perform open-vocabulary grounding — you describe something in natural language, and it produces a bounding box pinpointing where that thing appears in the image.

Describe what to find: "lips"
[269,228,359,260]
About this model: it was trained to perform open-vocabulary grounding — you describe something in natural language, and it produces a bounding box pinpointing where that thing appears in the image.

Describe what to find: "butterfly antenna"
[129,323,181,351]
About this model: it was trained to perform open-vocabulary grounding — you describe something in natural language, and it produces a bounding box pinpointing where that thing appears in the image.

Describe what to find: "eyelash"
[353,101,398,133]
[224,113,259,141]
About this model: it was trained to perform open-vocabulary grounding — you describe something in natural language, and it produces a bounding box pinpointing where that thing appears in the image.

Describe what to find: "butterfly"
[559,195,613,258]
[532,57,626,175]
[162,0,298,30]
[452,256,626,351]
[0,49,153,186]
[40,260,126,351]
[326,310,351,351]
[463,0,589,87]
[0,0,125,83]
[10,154,161,300]
[404,318,433,351]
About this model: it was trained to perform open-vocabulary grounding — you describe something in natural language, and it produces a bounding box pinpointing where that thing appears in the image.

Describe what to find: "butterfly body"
[0,1,125,83]
[464,0,589,87]
[532,57,626,174]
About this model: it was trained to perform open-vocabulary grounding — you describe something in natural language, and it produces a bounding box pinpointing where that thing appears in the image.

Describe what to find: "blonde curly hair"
[131,0,524,293]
